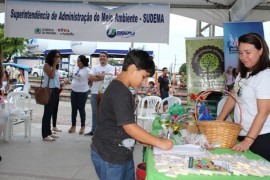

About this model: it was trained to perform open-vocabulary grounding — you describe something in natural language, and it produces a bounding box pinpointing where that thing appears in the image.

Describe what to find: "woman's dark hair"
[238,32,270,78]
[78,55,89,67]
[122,49,155,77]
[148,81,155,85]
[45,49,60,69]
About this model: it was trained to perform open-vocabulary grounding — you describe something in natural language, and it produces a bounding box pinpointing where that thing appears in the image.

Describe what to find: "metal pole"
[158,44,160,68]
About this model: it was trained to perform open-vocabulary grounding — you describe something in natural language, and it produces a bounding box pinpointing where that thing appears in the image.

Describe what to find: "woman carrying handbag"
[41,50,62,141]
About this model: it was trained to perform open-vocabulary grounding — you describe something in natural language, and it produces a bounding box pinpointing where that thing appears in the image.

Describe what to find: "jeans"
[42,88,59,138]
[71,90,88,127]
[160,89,169,106]
[90,94,98,132]
[52,93,59,128]
[91,148,135,180]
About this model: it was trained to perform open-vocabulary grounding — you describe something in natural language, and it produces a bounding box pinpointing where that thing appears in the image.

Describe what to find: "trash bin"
[136,162,146,180]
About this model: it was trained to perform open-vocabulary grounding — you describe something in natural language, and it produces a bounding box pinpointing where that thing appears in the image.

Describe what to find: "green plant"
[179,63,186,74]
[0,24,28,62]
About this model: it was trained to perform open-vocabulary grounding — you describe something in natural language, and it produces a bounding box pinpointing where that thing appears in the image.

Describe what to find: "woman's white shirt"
[234,69,270,136]
[72,67,91,92]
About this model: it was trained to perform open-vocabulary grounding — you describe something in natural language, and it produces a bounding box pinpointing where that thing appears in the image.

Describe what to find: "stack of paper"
[153,144,206,156]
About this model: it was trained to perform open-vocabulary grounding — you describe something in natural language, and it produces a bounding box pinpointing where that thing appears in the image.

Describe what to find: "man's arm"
[88,73,113,82]
[89,74,103,82]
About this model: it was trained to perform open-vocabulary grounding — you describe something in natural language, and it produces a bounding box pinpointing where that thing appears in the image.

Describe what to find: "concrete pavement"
[0,99,144,180]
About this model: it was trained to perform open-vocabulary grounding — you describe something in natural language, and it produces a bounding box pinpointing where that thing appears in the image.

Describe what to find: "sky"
[1,12,270,72]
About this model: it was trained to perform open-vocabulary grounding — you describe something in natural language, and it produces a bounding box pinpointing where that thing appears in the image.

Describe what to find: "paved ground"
[31,98,92,127]
[0,98,144,180]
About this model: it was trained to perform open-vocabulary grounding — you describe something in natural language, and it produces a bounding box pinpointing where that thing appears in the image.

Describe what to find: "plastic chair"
[137,96,162,131]
[4,91,32,142]
[159,96,182,113]
[135,95,142,116]
[13,87,23,92]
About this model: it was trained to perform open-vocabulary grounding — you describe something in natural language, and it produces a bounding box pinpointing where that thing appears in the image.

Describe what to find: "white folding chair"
[159,96,182,113]
[137,96,162,131]
[135,95,142,115]
[13,87,23,92]
[4,91,32,142]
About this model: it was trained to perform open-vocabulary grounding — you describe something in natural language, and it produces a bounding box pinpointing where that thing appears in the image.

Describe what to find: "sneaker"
[52,127,62,132]
[43,136,56,141]
[50,134,59,138]
[84,131,94,136]
[68,126,76,133]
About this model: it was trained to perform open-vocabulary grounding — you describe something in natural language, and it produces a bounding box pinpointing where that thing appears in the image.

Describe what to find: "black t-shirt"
[91,80,136,164]
[158,75,169,91]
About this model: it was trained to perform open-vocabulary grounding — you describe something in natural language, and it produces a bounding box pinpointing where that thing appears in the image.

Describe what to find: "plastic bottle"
[198,107,214,120]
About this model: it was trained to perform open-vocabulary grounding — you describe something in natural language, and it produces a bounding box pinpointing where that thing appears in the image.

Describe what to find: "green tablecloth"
[151,116,163,130]
[144,118,268,180]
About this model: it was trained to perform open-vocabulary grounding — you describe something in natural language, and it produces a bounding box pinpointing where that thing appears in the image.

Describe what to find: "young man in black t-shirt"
[157,67,169,99]
[157,67,170,112]
[91,50,173,180]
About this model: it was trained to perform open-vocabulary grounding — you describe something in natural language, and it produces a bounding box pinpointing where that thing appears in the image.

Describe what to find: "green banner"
[186,37,224,104]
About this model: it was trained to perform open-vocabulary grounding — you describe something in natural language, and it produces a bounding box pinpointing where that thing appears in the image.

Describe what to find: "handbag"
[35,76,51,105]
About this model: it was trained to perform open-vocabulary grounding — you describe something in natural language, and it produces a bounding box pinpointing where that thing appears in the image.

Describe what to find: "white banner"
[5,0,170,43]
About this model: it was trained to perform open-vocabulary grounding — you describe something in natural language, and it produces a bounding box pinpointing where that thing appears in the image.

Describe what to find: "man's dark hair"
[122,49,155,77]
[162,67,168,71]
[100,51,108,58]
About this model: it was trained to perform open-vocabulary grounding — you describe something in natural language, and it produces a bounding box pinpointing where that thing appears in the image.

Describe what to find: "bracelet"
[245,135,255,141]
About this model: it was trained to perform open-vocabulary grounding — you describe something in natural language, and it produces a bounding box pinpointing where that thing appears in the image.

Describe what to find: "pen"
[166,130,170,139]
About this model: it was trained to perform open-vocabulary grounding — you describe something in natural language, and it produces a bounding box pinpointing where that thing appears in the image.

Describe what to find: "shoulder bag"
[35,75,51,105]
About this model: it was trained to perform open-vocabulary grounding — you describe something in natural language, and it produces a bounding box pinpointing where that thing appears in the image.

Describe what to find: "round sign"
[70,41,97,55]
[26,39,49,54]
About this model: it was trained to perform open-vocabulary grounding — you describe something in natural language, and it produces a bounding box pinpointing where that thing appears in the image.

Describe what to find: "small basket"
[194,90,242,148]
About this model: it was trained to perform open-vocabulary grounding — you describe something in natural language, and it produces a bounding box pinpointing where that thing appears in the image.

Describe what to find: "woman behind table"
[218,33,270,161]
[41,50,62,141]
[68,55,90,135]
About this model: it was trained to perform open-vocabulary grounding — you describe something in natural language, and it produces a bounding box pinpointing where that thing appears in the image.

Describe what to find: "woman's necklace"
[234,78,244,97]
[234,72,251,97]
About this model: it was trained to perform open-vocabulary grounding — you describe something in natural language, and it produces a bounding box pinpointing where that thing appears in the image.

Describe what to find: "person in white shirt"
[218,33,270,161]
[68,55,91,135]
[85,51,115,136]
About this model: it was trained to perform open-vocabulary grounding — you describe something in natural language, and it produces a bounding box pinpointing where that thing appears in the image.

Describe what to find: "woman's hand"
[232,138,253,152]
[53,58,61,66]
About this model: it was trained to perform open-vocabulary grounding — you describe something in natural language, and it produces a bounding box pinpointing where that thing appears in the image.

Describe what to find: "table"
[144,118,269,180]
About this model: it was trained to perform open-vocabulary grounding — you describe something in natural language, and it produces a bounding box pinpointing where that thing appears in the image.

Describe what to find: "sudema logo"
[107,28,117,38]
[106,28,135,38]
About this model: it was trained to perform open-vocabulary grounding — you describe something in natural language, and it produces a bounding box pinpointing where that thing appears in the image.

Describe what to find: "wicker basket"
[194,90,242,148]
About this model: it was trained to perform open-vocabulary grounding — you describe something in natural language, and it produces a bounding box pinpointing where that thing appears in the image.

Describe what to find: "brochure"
[188,157,233,173]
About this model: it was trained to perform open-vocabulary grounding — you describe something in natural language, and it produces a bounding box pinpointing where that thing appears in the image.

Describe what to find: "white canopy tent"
[1,0,270,27]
